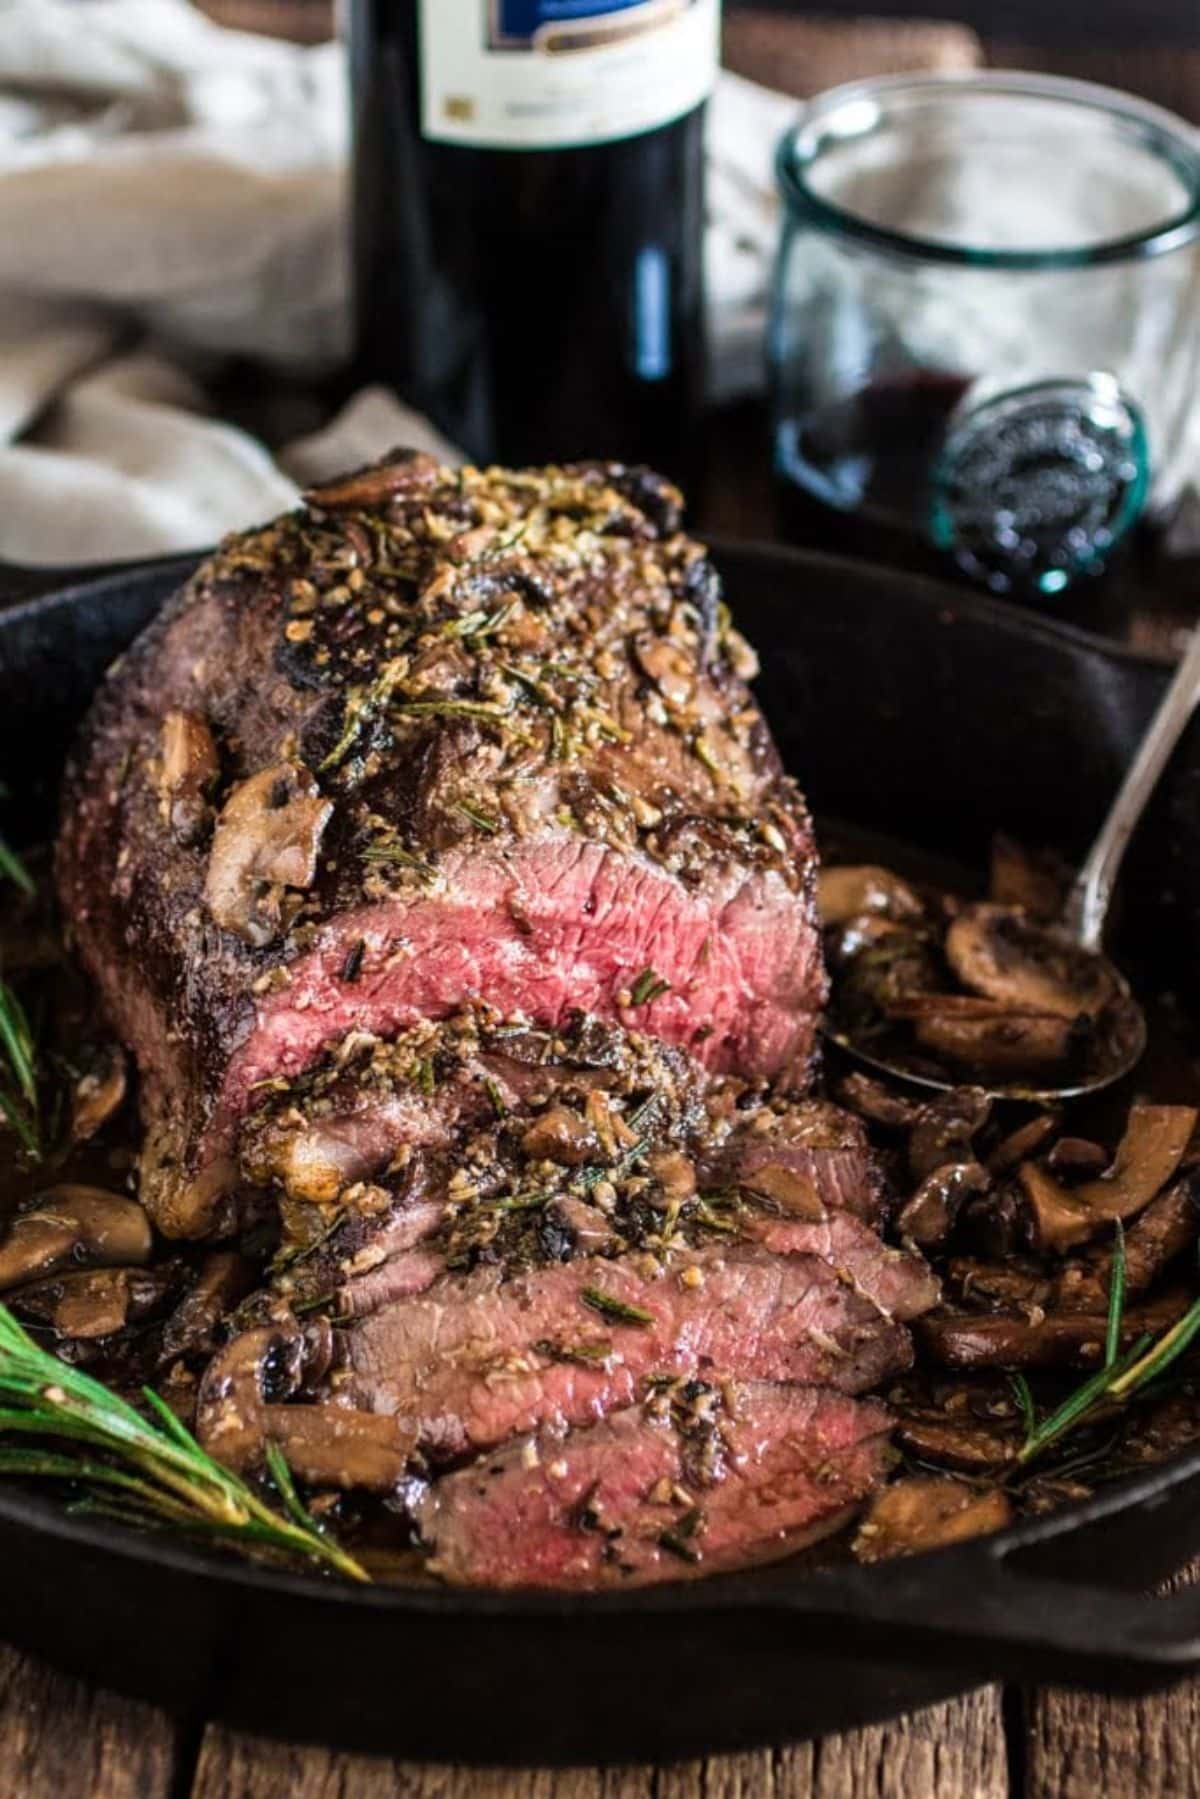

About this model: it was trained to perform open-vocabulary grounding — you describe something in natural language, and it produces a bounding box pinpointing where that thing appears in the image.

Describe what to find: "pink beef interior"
[218,835,821,1143]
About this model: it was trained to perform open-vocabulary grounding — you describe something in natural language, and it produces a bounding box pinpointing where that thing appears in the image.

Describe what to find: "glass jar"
[769,73,1200,598]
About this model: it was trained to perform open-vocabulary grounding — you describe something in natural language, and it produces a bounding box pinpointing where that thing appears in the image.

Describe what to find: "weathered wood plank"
[188,1730,655,1799]
[0,1646,177,1799]
[657,1687,1008,1799]
[189,1688,1007,1799]
[1026,1681,1200,1799]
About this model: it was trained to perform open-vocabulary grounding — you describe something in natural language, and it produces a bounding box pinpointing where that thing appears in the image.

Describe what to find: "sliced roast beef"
[417,1381,891,1589]
[240,1007,888,1266]
[57,454,825,1238]
[339,1242,912,1459]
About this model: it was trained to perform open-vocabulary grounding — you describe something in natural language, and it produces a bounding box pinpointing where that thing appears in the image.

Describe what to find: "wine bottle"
[348,1,718,473]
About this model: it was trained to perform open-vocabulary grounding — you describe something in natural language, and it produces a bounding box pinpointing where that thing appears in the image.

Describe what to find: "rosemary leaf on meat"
[0,1305,369,1582]
[360,842,437,881]
[456,802,500,836]
[629,968,671,1007]
[581,1287,654,1327]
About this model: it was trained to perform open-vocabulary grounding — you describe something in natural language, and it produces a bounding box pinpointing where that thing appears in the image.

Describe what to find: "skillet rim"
[0,538,1190,1619]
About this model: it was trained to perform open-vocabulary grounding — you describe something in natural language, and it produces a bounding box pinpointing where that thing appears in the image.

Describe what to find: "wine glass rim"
[776,69,1200,270]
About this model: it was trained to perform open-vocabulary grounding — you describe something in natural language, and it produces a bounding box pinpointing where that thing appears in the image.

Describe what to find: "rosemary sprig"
[1105,1221,1127,1369]
[0,1306,368,1581]
[320,659,406,773]
[0,836,33,897]
[1017,1226,1200,1466]
[0,978,39,1159]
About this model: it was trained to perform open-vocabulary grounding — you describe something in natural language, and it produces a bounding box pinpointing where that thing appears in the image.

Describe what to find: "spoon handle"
[1064,623,1200,952]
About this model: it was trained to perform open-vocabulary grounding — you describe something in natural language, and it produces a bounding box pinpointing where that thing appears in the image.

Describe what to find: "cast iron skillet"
[3,544,1200,1765]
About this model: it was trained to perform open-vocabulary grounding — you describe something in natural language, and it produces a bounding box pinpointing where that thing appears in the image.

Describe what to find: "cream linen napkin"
[0,0,795,564]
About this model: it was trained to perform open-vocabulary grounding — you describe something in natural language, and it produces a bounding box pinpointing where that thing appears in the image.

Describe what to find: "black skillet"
[3,544,1200,1765]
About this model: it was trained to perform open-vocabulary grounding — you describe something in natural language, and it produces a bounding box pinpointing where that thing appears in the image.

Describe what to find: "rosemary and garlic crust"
[57,453,826,1240]
[195,1008,935,1498]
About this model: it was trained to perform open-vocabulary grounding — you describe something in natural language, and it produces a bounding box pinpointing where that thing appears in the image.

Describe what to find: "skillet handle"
[761,1458,1200,1693]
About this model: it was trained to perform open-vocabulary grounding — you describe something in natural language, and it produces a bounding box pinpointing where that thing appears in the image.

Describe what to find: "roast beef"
[416,1381,891,1589]
[327,1241,912,1459]
[57,454,826,1239]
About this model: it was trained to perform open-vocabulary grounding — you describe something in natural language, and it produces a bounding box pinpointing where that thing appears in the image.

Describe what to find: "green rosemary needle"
[1017,1225,1200,1466]
[0,1306,369,1582]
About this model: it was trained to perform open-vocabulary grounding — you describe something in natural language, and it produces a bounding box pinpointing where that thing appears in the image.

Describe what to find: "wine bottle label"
[418,0,719,149]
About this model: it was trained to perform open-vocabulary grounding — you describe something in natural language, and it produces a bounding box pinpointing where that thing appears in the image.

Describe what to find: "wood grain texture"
[187,1690,1006,1799]
[0,1645,176,1799]
[1025,1683,1200,1799]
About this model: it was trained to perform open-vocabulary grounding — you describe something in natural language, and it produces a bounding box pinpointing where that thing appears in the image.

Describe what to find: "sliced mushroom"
[908,1088,991,1182]
[158,711,219,843]
[69,1043,128,1144]
[196,1316,415,1493]
[304,449,439,511]
[158,1251,256,1365]
[836,1072,923,1130]
[736,1157,825,1219]
[890,994,1077,1079]
[12,1265,179,1341]
[0,1187,152,1291]
[945,904,1114,1020]
[893,1412,1019,1472]
[919,1287,1192,1370]
[1018,1104,1198,1251]
[896,1162,991,1248]
[949,1180,1200,1316]
[853,1476,1013,1562]
[1053,1174,1200,1313]
[986,1112,1062,1175]
[140,1129,238,1241]
[204,762,332,947]
[520,1105,599,1167]
[1045,1137,1110,1179]
[988,833,1070,920]
[816,865,923,927]
[948,1256,1052,1311]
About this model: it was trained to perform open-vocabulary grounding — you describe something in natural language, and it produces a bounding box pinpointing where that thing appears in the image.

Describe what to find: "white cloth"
[0,0,795,564]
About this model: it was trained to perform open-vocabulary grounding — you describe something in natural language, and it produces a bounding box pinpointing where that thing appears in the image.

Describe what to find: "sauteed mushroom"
[158,712,219,844]
[816,865,923,927]
[196,1317,414,1493]
[919,1287,1192,1370]
[1018,1105,1197,1251]
[986,1112,1061,1175]
[69,1043,127,1144]
[896,1162,990,1249]
[908,1088,991,1182]
[158,1251,256,1365]
[945,904,1115,1020]
[204,762,332,947]
[12,1265,179,1341]
[853,1476,1013,1563]
[0,1187,152,1291]
[890,994,1078,1080]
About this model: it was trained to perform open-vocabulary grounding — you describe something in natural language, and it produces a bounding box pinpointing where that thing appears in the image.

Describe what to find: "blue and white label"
[419,0,719,149]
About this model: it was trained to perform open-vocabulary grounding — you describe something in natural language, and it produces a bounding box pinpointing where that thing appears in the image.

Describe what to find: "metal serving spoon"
[828,621,1200,1104]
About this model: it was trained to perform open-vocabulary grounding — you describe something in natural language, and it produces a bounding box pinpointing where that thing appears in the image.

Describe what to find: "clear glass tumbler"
[769,73,1200,598]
